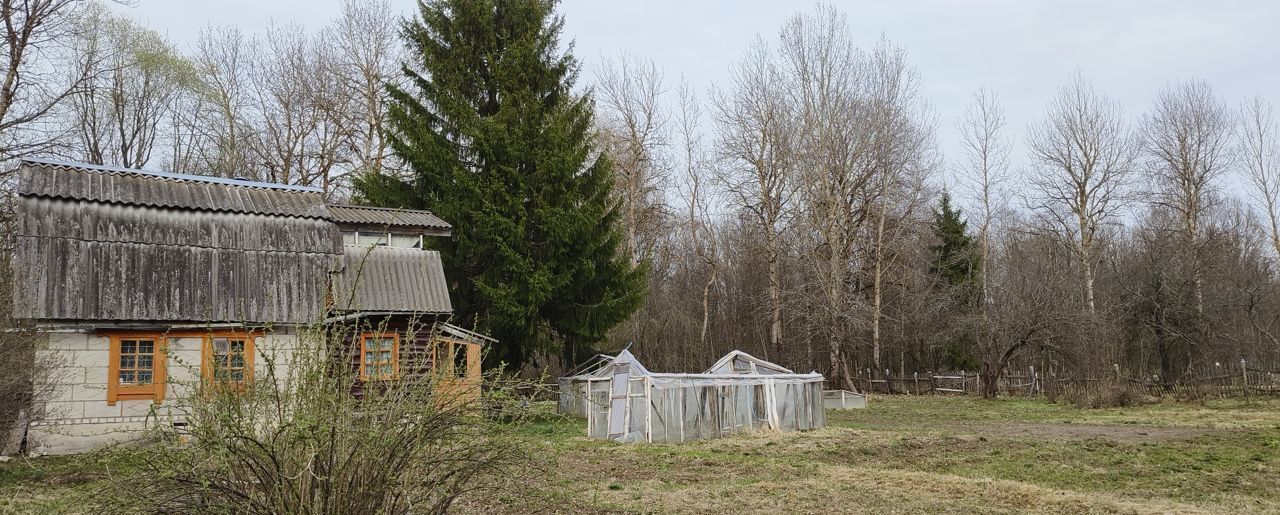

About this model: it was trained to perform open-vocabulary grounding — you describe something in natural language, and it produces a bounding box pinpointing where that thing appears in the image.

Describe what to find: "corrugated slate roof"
[11,235,337,323]
[17,158,330,219]
[334,246,453,314]
[10,158,455,323]
[327,204,451,231]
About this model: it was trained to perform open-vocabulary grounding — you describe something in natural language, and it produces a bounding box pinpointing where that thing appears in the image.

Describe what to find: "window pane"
[230,340,245,353]
[365,353,374,364]
[137,355,152,369]
[213,338,229,355]
[230,355,244,368]
[381,338,395,350]
[120,355,135,369]
[138,340,154,353]
[230,370,244,381]
[119,371,135,383]
[343,232,357,245]
[390,234,421,248]
[121,340,136,353]
[359,233,388,246]
[137,371,152,384]
[454,346,468,377]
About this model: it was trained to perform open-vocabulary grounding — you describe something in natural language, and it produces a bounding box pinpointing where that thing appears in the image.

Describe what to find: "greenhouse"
[558,350,826,443]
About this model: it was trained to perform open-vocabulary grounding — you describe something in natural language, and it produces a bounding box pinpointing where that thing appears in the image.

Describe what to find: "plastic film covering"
[564,350,826,443]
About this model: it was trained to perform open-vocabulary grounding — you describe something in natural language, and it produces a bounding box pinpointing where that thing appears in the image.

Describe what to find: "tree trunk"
[1081,246,1096,314]
[871,203,887,374]
[767,231,782,361]
[700,266,716,349]
[980,361,1001,399]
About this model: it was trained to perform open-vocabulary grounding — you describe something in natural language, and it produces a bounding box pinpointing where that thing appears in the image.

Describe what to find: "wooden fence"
[853,359,1280,399]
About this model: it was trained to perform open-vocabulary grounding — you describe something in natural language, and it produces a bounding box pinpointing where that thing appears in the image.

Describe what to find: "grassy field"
[4,396,1280,514]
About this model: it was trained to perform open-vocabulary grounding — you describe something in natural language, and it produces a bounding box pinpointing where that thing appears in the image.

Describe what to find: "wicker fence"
[853,359,1280,399]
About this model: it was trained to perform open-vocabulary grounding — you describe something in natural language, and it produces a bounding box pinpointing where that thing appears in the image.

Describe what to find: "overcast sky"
[114,0,1280,192]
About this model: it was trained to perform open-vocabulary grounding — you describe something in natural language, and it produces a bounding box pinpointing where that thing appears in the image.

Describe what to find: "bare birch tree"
[248,24,352,197]
[1026,72,1138,314]
[597,53,670,265]
[1242,95,1280,259]
[330,0,401,177]
[956,87,1012,319]
[184,26,252,177]
[863,38,934,376]
[713,37,794,360]
[1141,79,1234,315]
[777,5,870,387]
[676,79,719,352]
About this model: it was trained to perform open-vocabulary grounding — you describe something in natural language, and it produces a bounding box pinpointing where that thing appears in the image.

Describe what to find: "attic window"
[344,231,424,249]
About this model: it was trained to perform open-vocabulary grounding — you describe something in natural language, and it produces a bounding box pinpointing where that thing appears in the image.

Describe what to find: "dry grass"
[5,396,1280,514]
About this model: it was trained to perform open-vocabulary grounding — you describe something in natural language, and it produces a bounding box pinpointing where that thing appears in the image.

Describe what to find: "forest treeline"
[2,1,1279,396]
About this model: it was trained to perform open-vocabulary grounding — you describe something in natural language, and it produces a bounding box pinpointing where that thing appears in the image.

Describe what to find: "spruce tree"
[930,192,981,370]
[357,0,645,368]
[930,192,979,288]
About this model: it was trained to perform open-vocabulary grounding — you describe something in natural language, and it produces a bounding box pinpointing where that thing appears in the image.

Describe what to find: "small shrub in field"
[94,322,530,515]
[1067,385,1155,409]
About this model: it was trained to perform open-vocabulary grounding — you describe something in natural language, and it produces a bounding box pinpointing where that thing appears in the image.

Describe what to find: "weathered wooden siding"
[344,316,442,399]
[333,246,452,313]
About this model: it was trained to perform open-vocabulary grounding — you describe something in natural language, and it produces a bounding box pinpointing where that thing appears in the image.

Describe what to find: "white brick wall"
[31,329,301,455]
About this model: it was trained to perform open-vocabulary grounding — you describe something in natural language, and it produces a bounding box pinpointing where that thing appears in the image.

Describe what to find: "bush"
[95,321,530,515]
[1066,384,1154,409]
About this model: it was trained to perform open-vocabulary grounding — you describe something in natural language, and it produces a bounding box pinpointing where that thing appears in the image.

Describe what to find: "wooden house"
[8,158,489,455]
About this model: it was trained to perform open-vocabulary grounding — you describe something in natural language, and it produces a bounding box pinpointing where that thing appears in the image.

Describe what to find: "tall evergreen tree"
[357,0,645,368]
[930,192,980,288]
[930,192,981,369]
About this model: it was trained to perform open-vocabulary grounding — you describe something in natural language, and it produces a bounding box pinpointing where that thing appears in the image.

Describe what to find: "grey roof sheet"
[17,158,330,219]
[327,204,451,231]
[334,246,452,314]
[11,235,336,323]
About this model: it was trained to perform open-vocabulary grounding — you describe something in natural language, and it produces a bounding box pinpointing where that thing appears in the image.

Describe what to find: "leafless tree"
[777,5,870,387]
[0,0,101,161]
[247,24,352,197]
[713,36,795,360]
[862,38,935,377]
[956,87,1012,319]
[330,0,401,178]
[676,79,719,351]
[1242,95,1280,259]
[181,26,253,177]
[1141,79,1234,315]
[1026,72,1139,314]
[67,5,193,168]
[597,53,670,265]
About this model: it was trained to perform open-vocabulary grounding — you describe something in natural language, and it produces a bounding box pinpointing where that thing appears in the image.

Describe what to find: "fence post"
[1029,366,1035,396]
[913,372,919,395]
[1242,359,1249,397]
